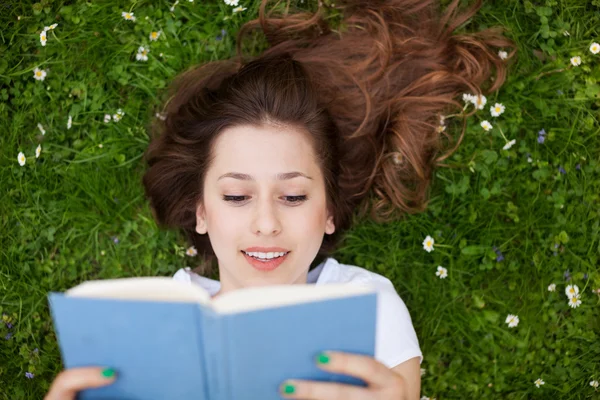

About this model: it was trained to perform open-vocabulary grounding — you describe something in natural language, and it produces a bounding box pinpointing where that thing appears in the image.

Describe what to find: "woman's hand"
[279,351,408,400]
[44,367,117,400]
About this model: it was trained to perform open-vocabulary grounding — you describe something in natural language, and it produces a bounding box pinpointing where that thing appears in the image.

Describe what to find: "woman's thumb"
[44,366,117,400]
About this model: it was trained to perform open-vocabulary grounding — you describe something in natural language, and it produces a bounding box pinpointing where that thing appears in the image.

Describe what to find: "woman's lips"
[242,251,289,271]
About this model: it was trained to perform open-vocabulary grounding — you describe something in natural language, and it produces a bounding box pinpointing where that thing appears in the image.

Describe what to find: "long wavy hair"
[142,0,515,275]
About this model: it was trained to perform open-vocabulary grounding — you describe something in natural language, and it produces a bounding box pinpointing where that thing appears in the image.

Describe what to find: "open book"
[48,277,378,400]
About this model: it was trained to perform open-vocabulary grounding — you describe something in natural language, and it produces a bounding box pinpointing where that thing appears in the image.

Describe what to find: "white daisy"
[420,397,430,400]
[502,139,516,150]
[562,30,570,37]
[67,115,72,129]
[570,56,581,66]
[136,46,149,61]
[480,120,493,131]
[534,378,545,388]
[232,5,247,12]
[37,123,46,135]
[18,152,26,166]
[590,380,599,388]
[155,112,167,121]
[462,93,476,104]
[568,294,582,308]
[565,284,579,298]
[149,31,161,41]
[170,0,179,11]
[439,115,445,125]
[422,235,434,252]
[590,42,600,55]
[435,266,447,279]
[472,94,487,110]
[186,246,198,256]
[547,283,556,292]
[48,23,58,30]
[40,30,47,46]
[35,144,41,158]
[98,144,103,148]
[436,125,446,133]
[113,109,124,122]
[33,67,47,81]
[104,114,112,123]
[122,11,136,21]
[505,314,519,328]
[224,0,240,5]
[490,103,505,117]
[498,50,508,60]
[527,157,532,163]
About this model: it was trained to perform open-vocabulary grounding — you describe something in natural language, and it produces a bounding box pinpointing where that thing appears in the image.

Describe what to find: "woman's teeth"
[242,251,288,260]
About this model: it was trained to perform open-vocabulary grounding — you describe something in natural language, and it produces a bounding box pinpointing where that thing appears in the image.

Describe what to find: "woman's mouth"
[241,250,290,271]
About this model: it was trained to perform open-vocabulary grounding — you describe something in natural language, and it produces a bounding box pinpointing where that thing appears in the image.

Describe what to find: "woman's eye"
[222,195,307,204]
[223,195,247,203]
[284,195,307,204]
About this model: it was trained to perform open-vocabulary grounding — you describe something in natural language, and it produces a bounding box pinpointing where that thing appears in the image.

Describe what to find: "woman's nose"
[252,199,282,235]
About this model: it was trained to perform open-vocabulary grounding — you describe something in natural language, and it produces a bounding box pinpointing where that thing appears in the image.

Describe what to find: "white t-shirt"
[172,256,423,368]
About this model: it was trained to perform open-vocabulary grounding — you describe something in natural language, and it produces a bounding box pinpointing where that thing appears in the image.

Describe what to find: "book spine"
[201,309,230,400]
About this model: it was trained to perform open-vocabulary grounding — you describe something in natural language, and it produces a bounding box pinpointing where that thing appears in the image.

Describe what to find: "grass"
[1,0,599,398]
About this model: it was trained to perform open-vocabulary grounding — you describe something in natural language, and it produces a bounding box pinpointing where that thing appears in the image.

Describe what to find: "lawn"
[1,0,599,399]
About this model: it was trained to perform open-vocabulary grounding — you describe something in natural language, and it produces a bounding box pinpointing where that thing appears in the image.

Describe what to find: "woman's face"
[196,123,335,294]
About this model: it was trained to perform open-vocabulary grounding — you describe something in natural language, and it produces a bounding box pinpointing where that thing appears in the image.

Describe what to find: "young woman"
[45,0,513,399]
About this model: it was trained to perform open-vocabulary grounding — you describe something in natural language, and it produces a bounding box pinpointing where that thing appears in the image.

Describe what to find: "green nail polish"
[281,382,295,394]
[316,352,330,365]
[101,368,115,378]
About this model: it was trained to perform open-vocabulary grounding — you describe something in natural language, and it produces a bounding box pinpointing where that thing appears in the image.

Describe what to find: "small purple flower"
[583,273,589,280]
[6,322,13,329]
[493,246,504,262]
[576,164,581,170]
[537,129,546,144]
[112,236,119,244]
[554,243,559,248]
[113,197,119,204]
[25,372,34,379]
[558,166,566,174]
[215,29,227,41]
[33,348,39,354]
[5,332,12,340]
[564,269,571,281]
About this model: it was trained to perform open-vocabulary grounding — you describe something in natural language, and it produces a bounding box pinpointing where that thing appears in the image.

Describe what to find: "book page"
[65,277,211,304]
[212,283,376,314]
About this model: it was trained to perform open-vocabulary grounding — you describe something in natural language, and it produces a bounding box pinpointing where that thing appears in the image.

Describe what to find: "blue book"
[48,277,378,400]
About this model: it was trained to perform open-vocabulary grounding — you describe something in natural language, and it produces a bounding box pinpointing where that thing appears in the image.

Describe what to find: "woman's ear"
[195,203,207,234]
[325,211,335,235]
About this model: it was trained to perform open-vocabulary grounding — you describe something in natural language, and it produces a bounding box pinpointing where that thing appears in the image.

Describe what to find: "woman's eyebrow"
[217,172,313,181]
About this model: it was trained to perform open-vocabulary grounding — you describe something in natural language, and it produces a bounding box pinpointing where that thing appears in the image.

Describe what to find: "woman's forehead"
[210,125,319,177]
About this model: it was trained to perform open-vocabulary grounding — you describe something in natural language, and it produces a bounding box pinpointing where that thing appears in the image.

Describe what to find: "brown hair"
[142,0,515,275]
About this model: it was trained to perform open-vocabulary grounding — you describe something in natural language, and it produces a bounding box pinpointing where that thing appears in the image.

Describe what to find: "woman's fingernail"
[316,352,331,365]
[101,368,116,379]
[280,381,296,395]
